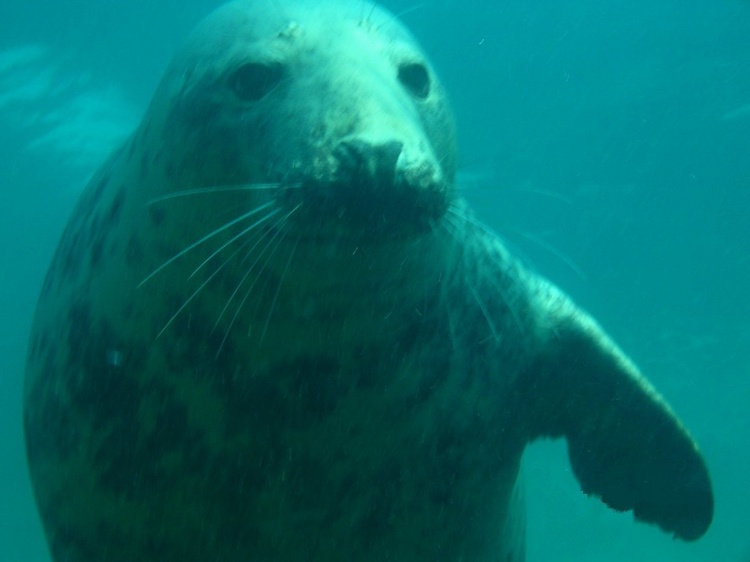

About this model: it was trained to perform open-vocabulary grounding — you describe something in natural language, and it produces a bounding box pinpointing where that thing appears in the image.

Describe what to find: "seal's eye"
[398,62,430,100]
[228,62,283,101]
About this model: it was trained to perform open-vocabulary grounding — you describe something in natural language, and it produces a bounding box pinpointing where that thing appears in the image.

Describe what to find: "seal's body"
[24,1,713,560]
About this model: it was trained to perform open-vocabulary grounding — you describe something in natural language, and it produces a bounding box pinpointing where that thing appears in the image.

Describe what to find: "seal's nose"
[335,139,404,188]
[300,136,447,233]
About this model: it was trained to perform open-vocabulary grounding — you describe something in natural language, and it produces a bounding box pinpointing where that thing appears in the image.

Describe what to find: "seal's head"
[143,0,456,240]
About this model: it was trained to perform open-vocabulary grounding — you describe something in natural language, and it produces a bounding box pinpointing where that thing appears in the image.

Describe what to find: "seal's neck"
[288,224,457,306]
[250,219,460,352]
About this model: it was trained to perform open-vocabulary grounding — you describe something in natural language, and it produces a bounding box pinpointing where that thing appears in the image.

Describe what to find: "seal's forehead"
[190,0,420,48]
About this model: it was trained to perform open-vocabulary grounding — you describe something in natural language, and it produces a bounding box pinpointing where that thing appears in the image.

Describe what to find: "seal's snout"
[318,136,448,231]
[336,139,403,189]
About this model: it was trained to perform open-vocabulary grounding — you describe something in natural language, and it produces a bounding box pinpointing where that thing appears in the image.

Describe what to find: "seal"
[23,1,713,560]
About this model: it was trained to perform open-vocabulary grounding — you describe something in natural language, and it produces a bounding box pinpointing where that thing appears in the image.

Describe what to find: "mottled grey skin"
[24,1,713,561]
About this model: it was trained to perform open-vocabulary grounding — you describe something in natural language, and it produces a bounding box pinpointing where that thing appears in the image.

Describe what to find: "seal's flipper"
[522,293,713,541]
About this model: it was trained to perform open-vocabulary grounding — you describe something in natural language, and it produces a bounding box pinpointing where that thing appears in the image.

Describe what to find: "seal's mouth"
[279,139,450,239]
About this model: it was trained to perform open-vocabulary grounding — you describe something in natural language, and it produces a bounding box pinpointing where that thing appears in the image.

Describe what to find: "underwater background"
[1,0,748,560]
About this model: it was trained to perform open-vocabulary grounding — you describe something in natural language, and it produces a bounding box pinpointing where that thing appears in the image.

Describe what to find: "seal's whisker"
[438,222,456,243]
[147,183,298,204]
[517,231,587,281]
[213,212,291,331]
[444,212,473,248]
[260,233,300,344]
[365,2,378,24]
[249,204,301,320]
[447,203,481,226]
[448,207,524,335]
[449,207,536,305]
[493,277,524,336]
[441,214,462,243]
[138,200,276,287]
[214,204,302,354]
[155,235,261,340]
[447,205,516,253]
[449,203,584,279]
[469,283,500,344]
[375,4,427,32]
[216,228,286,356]
[509,186,573,206]
[188,207,281,279]
[443,213,460,231]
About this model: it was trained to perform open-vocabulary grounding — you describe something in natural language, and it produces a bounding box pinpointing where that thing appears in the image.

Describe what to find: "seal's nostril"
[337,139,404,181]
[375,141,404,172]
[335,139,366,172]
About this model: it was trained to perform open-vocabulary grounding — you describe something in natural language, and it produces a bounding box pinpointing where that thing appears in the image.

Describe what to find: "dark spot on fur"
[48,517,176,561]
[43,171,127,285]
[224,374,289,433]
[126,235,145,266]
[47,521,99,561]
[38,217,90,297]
[286,452,329,510]
[95,386,209,500]
[107,187,126,224]
[140,152,150,179]
[352,347,382,389]
[89,228,105,268]
[87,175,109,216]
[38,266,55,300]
[152,147,165,167]
[149,206,166,227]
[51,219,88,284]
[356,490,395,548]
[174,90,223,131]
[26,297,146,481]
[86,205,121,270]
[160,303,235,378]
[146,394,190,451]
[28,332,49,362]
[66,303,143,425]
[24,350,80,464]
[422,408,515,510]
[407,358,450,408]
[285,356,346,420]
[397,319,452,409]
[58,302,218,502]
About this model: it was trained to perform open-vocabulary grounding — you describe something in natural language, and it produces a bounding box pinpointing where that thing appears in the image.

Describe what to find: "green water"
[1,1,748,560]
